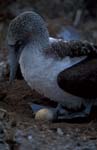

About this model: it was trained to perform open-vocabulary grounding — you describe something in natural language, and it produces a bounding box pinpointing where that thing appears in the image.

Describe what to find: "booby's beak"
[8,45,20,83]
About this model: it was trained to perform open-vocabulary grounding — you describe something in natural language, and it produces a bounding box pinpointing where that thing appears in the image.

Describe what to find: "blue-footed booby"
[7,11,97,120]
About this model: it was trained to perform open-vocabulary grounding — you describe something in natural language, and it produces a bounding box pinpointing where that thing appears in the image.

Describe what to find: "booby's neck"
[19,42,53,87]
[19,41,49,71]
[23,27,50,55]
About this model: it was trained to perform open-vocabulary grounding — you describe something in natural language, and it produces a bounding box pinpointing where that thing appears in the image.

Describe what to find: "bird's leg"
[55,102,93,120]
[69,101,93,118]
[83,101,93,115]
[54,103,69,119]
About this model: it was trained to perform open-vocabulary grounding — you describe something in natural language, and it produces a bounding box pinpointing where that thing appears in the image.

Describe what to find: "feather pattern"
[46,39,97,59]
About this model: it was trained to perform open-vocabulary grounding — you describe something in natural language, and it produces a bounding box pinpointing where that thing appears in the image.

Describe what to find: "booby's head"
[7,11,49,82]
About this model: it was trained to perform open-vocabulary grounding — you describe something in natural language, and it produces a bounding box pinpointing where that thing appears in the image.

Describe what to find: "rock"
[57,128,64,136]
[14,129,37,150]
[0,61,8,81]
[0,108,7,120]
[0,122,10,150]
[0,123,5,140]
[27,135,33,141]
[0,142,9,150]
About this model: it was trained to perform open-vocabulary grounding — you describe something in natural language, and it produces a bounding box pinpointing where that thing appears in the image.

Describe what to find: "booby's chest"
[19,48,70,81]
[19,46,86,94]
[19,47,74,88]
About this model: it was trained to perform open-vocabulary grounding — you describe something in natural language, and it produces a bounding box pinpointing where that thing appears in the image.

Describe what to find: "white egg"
[35,108,55,121]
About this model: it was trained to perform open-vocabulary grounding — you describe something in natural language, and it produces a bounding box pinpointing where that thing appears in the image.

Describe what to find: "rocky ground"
[0,79,97,150]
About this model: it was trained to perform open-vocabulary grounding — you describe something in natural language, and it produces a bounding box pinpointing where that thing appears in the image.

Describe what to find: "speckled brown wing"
[57,58,97,98]
[46,40,97,59]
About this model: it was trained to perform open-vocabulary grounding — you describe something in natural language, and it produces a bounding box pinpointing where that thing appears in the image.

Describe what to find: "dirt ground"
[0,79,97,150]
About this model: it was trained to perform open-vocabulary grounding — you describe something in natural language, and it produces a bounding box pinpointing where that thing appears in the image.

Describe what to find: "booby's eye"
[15,40,23,52]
